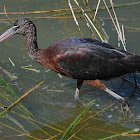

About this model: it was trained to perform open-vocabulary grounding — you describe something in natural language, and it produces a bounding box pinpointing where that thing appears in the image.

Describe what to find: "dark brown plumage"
[0,18,139,109]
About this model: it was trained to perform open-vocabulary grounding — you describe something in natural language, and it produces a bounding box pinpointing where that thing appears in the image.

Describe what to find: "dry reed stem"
[0,86,34,118]
[0,2,140,15]
[92,127,118,134]
[110,0,123,41]
[79,102,116,124]
[83,0,99,39]
[4,81,44,112]
[0,134,25,139]
[1,68,17,80]
[103,0,126,50]
[93,0,101,21]
[4,6,14,23]
[124,25,140,30]
[122,25,126,46]
[46,132,64,140]
[0,9,75,15]
[68,0,79,27]
[21,66,39,72]
[74,0,104,41]
[0,16,140,23]
[68,0,83,35]
[109,0,126,50]
[91,0,109,41]
[0,87,16,101]
[67,124,87,140]
[120,104,125,115]
[102,0,119,42]
[8,58,15,66]
[12,111,63,133]
[125,134,140,136]
[0,122,40,140]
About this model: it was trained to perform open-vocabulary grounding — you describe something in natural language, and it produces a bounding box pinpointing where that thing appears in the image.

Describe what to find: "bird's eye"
[13,26,20,32]
[15,26,19,30]
[12,26,20,33]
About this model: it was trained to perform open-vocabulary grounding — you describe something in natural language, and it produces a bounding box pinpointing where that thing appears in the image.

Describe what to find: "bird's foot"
[120,99,130,112]
[73,88,79,101]
[119,99,135,118]
[104,88,134,116]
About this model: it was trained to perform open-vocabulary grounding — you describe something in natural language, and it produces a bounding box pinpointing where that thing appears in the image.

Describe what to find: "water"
[0,0,140,139]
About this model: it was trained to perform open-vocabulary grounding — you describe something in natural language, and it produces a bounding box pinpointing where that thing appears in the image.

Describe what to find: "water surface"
[0,0,140,139]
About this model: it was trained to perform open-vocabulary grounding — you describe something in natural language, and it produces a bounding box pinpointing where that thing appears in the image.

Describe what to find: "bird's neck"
[24,32,40,61]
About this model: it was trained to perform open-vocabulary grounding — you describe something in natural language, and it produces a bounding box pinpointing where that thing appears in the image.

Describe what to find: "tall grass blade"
[99,128,140,140]
[0,77,19,100]
[60,99,95,140]
[0,77,33,117]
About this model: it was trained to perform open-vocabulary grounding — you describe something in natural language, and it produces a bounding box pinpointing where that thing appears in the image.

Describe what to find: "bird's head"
[0,18,36,42]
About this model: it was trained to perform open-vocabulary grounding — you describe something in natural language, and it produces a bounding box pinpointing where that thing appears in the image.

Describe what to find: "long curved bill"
[0,26,18,42]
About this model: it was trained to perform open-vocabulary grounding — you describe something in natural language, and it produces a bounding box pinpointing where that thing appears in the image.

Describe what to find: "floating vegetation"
[21,66,40,73]
[0,66,18,80]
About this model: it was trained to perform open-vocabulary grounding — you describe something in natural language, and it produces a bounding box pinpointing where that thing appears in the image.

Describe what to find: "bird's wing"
[52,40,133,80]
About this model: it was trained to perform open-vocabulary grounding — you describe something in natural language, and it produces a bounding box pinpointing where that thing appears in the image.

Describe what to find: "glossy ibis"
[0,18,139,108]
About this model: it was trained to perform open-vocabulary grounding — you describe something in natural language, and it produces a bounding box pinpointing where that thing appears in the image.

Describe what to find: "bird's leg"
[130,73,137,98]
[74,79,83,101]
[84,80,129,111]
[121,74,137,98]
